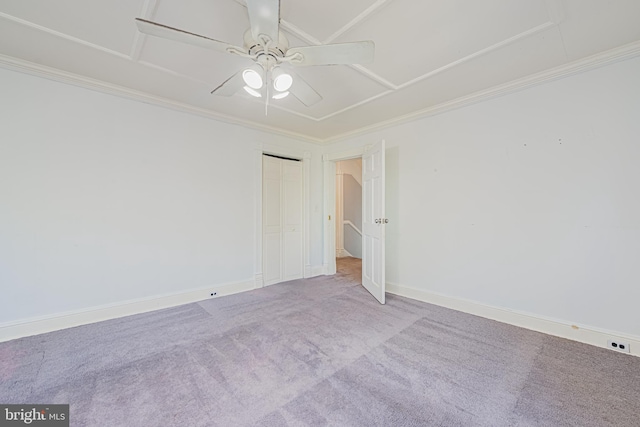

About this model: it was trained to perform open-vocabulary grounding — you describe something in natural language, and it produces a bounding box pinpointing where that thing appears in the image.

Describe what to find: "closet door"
[263,155,303,286]
[263,156,283,286]
[282,160,303,281]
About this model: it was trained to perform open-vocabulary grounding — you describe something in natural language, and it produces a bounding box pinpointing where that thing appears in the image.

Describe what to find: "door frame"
[322,146,369,275]
[255,144,311,288]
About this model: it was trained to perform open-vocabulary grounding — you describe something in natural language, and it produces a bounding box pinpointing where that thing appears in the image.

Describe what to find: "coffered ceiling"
[1,0,639,143]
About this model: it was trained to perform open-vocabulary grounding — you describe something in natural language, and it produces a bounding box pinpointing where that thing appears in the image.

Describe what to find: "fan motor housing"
[244,30,289,66]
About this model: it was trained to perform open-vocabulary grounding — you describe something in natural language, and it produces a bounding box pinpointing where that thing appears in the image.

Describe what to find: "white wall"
[0,67,323,326]
[342,174,362,258]
[326,56,640,339]
[335,159,363,258]
[337,158,362,186]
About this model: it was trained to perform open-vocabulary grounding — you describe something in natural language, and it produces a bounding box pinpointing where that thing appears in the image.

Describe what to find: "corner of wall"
[0,279,256,343]
[387,282,640,358]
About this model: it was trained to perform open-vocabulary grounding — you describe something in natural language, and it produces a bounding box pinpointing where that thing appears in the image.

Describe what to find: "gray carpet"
[2,257,640,426]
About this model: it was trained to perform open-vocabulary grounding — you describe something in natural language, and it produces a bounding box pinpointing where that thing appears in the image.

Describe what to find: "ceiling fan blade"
[135,18,242,54]
[288,70,322,107]
[287,41,375,66]
[211,71,245,96]
[245,0,280,43]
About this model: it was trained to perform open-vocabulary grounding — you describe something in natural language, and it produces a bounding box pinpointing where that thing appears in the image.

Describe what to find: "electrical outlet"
[607,339,630,353]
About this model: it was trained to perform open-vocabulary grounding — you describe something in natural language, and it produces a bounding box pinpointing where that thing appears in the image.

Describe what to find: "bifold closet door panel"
[262,156,303,286]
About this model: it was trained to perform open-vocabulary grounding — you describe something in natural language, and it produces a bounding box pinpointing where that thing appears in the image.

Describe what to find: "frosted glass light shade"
[273,73,293,92]
[244,86,262,97]
[242,69,263,90]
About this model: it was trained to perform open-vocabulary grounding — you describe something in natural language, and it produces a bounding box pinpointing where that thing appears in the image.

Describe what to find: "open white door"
[362,140,385,304]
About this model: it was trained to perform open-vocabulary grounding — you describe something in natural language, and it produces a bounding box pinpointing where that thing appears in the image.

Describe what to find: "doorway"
[335,158,363,277]
[323,141,386,303]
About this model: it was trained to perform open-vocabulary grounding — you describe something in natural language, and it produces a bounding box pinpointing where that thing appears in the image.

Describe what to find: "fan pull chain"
[265,70,270,116]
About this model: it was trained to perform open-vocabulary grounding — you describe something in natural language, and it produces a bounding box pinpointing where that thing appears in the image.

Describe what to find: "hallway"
[336,256,362,284]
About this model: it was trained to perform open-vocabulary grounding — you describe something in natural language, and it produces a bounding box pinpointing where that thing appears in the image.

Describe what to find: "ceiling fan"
[135,0,375,108]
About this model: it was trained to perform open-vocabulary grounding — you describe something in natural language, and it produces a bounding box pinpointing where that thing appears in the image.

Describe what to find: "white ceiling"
[1,0,639,143]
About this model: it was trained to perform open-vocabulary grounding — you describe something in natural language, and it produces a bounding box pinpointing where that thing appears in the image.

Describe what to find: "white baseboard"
[336,248,353,258]
[254,274,264,289]
[308,265,325,278]
[322,263,330,275]
[386,282,640,358]
[0,279,255,343]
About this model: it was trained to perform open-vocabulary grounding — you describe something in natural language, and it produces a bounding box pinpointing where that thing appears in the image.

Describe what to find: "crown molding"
[0,12,130,60]
[0,54,322,144]
[322,39,640,144]
[322,0,391,44]
[544,0,565,24]
[1,38,639,146]
[323,147,365,161]
[309,20,556,124]
[129,0,159,60]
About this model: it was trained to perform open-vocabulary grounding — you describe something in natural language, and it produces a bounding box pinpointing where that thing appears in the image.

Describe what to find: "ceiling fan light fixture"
[243,86,262,98]
[272,91,290,100]
[242,68,263,90]
[273,73,293,92]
